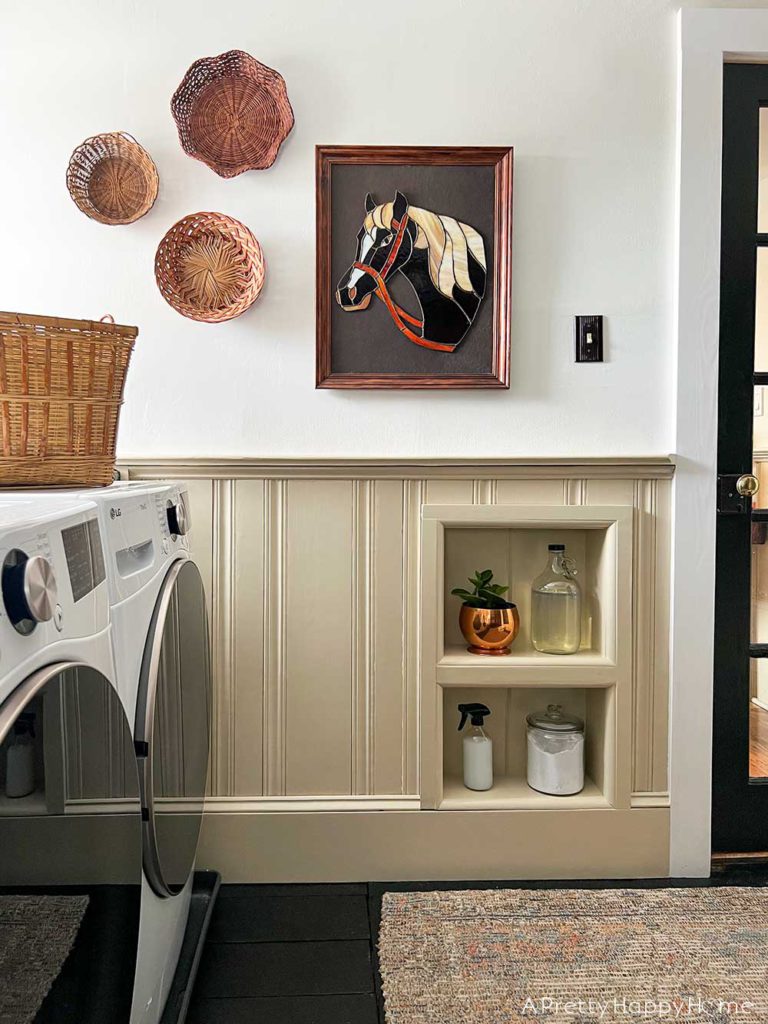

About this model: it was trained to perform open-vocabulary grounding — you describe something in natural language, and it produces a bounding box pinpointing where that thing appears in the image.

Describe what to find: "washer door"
[136,559,211,897]
[0,662,142,1023]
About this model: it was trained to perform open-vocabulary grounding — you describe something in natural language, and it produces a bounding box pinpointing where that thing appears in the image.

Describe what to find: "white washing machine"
[0,489,213,1024]
[67,482,211,1024]
[0,495,113,704]
[0,494,145,1023]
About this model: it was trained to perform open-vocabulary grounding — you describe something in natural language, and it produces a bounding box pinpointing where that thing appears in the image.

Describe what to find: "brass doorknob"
[736,474,760,497]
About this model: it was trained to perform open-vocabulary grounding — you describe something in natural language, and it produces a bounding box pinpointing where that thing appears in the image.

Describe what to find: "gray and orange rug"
[379,887,768,1022]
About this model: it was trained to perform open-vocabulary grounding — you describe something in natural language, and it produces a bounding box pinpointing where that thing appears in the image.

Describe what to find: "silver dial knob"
[166,498,190,537]
[2,551,58,634]
[22,555,58,623]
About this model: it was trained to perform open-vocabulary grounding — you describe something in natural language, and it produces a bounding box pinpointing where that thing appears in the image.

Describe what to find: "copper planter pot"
[459,604,520,656]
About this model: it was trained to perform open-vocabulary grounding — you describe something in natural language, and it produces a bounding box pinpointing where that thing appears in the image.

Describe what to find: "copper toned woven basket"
[66,132,159,225]
[0,311,137,487]
[154,211,266,322]
[171,50,294,178]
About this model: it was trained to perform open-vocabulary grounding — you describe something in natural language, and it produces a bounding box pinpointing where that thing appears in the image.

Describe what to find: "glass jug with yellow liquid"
[531,544,582,655]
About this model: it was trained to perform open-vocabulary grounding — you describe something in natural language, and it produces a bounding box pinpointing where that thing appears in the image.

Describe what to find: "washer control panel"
[1,550,58,634]
[62,518,106,602]
[154,489,190,544]
[0,499,109,657]
[165,495,190,538]
[90,483,191,605]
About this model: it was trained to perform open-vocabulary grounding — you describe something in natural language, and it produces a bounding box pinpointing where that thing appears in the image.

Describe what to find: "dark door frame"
[713,63,768,853]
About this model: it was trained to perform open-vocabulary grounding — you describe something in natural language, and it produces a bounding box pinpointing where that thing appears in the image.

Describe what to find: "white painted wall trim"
[672,8,768,876]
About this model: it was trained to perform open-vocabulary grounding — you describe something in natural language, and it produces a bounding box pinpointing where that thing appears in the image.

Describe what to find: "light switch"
[575,315,604,362]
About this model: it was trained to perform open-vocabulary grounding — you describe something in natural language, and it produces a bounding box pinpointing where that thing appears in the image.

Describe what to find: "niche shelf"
[420,504,633,811]
[439,684,615,811]
[440,775,608,811]
[437,646,615,687]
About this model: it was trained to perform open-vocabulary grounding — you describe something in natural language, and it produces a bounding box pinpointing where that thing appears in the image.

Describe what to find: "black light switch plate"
[575,315,603,362]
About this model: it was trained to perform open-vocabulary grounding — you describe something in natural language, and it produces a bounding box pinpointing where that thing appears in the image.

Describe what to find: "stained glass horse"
[336,190,486,352]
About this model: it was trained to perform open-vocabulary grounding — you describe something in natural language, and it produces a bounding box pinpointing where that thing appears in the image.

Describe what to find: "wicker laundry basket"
[0,311,137,487]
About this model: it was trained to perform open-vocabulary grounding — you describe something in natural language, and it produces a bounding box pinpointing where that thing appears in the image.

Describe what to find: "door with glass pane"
[714,64,768,852]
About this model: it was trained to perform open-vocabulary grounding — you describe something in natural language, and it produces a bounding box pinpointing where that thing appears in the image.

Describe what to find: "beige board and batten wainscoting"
[119,457,673,881]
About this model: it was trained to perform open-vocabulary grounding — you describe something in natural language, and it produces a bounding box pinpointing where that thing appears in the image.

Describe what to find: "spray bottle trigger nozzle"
[457,702,491,731]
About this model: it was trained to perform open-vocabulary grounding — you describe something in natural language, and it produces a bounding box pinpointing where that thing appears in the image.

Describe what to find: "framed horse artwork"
[316,145,513,389]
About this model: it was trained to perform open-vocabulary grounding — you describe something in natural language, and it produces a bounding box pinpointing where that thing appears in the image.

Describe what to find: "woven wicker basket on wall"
[171,50,294,178]
[0,312,137,487]
[155,211,265,322]
[66,132,159,225]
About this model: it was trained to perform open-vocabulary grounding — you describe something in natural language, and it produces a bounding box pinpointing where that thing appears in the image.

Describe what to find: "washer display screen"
[62,518,106,602]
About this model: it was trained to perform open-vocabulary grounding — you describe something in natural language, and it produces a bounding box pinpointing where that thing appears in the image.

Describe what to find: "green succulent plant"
[451,568,513,609]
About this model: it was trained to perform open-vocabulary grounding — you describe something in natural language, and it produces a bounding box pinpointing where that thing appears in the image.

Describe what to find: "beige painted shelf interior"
[443,524,617,665]
[440,684,615,810]
[421,505,633,812]
[440,776,608,811]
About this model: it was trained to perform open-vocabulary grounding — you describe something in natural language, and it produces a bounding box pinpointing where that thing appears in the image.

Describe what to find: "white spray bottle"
[5,712,35,799]
[457,702,493,791]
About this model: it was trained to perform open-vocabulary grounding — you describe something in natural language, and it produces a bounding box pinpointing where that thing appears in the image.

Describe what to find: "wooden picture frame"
[316,146,513,389]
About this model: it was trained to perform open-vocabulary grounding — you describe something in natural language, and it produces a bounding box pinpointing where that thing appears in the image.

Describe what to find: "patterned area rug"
[0,894,89,1024]
[379,887,768,1023]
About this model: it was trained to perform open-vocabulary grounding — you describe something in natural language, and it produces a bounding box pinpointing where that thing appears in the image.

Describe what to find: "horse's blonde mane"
[364,203,486,299]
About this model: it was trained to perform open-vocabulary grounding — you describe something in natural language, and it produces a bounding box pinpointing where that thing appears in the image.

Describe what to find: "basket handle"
[100,314,115,324]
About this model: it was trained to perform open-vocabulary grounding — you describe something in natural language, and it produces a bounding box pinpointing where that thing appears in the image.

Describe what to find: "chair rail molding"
[120,455,675,480]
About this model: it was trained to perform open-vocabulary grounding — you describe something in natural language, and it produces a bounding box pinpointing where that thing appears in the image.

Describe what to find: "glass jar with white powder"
[526,703,584,796]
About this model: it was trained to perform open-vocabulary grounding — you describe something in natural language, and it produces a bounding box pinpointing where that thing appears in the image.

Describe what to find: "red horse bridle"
[352,214,457,353]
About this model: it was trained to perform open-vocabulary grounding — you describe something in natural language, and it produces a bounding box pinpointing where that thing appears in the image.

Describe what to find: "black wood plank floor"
[187,866,768,1024]
[188,883,378,1024]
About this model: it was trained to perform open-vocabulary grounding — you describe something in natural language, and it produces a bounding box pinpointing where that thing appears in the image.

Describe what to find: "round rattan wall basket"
[171,50,294,178]
[66,132,159,225]
[154,211,265,323]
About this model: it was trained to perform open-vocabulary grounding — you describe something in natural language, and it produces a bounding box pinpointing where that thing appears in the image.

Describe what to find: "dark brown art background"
[329,163,495,376]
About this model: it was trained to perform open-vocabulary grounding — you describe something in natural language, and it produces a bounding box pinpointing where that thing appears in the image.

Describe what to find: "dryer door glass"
[139,559,210,897]
[0,664,142,1024]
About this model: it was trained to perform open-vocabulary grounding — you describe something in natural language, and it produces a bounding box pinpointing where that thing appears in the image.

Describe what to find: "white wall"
[0,0,681,458]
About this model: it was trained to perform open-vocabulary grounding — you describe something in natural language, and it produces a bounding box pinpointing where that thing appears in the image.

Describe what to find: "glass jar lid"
[526,703,584,732]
